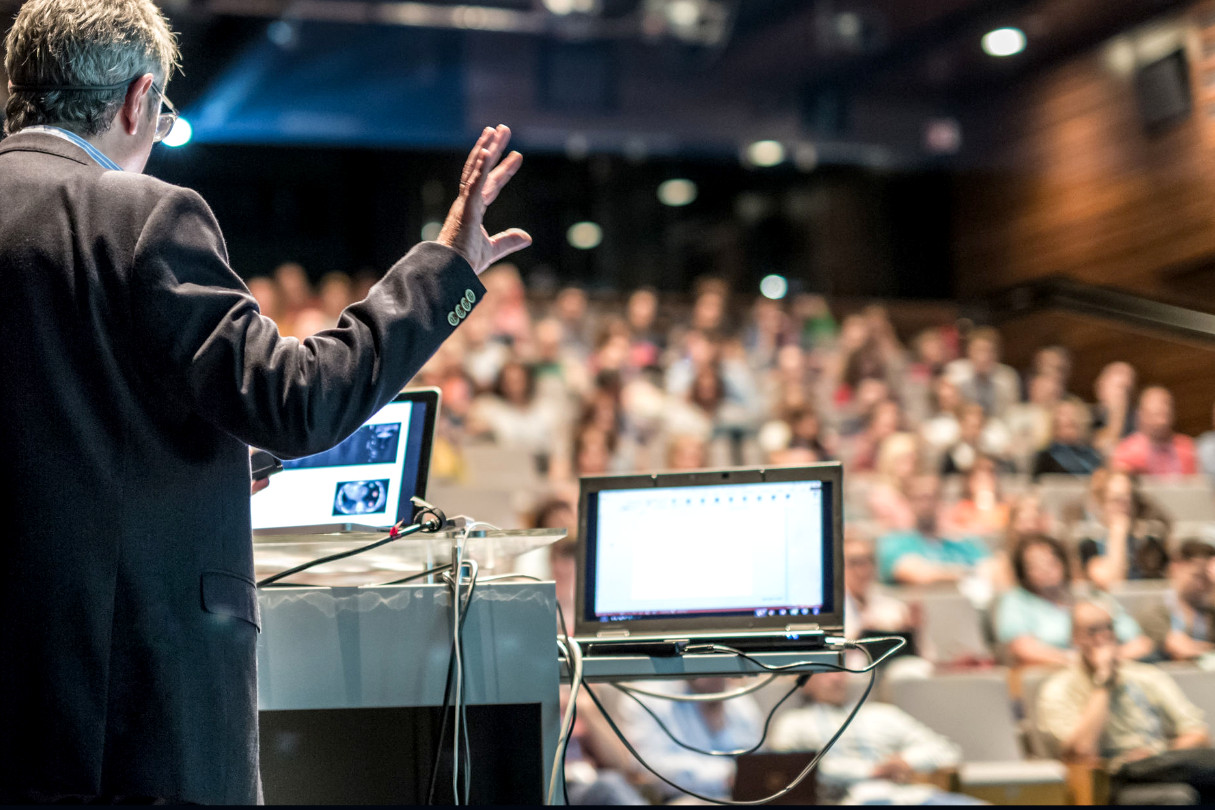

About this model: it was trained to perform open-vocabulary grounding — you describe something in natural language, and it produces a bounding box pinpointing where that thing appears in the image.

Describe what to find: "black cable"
[255,522,425,587]
[612,672,809,758]
[376,563,452,587]
[580,640,882,806]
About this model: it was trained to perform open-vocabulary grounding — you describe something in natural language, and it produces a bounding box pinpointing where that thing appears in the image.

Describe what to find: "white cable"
[548,637,584,806]
[450,529,467,805]
[614,673,779,702]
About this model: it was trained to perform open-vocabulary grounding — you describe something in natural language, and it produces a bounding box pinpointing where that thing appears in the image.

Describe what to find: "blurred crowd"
[249,260,1215,805]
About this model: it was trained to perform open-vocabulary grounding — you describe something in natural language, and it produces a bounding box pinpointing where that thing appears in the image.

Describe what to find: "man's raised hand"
[437,125,531,274]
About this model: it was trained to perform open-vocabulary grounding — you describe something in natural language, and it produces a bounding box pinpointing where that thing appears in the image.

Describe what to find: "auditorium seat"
[889,671,1067,803]
[1139,478,1215,522]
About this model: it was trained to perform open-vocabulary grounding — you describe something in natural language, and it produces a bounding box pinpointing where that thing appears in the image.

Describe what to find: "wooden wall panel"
[954,7,1215,302]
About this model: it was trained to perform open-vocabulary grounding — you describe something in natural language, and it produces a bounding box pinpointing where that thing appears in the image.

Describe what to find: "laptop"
[573,464,844,654]
[731,751,818,805]
[251,388,439,537]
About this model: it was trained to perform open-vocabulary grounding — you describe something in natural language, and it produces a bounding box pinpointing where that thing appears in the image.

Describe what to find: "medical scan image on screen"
[251,400,421,530]
[591,480,826,621]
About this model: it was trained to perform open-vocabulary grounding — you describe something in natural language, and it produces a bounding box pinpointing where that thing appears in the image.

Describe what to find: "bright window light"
[161,116,192,147]
[760,274,788,300]
[982,27,1026,57]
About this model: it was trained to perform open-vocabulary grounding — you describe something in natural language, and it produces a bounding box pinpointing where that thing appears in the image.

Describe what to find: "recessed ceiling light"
[982,27,1026,57]
[657,179,698,207]
[567,221,603,250]
[744,140,785,168]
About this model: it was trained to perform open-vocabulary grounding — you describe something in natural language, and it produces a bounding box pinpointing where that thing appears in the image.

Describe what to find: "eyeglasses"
[1077,621,1115,637]
[148,82,179,143]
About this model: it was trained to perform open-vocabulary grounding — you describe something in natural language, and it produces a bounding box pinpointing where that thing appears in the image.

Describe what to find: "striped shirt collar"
[22,125,122,171]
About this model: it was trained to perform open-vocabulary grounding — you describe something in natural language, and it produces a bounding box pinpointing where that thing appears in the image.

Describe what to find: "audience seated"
[1112,387,1197,476]
[877,474,992,586]
[1137,540,1215,662]
[1037,600,1215,804]
[768,671,965,804]
[996,535,1152,667]
[245,263,1215,805]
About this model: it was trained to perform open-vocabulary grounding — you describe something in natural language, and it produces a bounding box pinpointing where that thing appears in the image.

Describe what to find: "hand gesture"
[438,125,532,274]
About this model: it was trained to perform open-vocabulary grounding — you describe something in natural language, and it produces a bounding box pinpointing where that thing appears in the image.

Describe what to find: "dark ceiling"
[0,0,1194,164]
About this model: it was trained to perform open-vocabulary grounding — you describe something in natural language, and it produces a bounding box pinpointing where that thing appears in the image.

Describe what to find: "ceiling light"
[567,221,603,250]
[657,178,697,207]
[744,140,785,168]
[421,220,442,241]
[982,27,1026,57]
[760,274,788,300]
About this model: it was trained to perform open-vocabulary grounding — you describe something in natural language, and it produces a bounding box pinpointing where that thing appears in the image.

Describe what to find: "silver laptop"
[573,464,844,654]
[251,388,439,537]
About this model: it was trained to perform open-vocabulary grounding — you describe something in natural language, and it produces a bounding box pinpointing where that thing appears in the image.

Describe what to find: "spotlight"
[421,220,442,241]
[162,117,192,147]
[982,27,1026,57]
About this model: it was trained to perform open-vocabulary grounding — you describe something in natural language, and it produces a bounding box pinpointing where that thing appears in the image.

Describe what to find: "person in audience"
[1037,600,1215,804]
[553,286,593,361]
[272,260,314,334]
[768,671,964,804]
[864,431,920,532]
[1030,345,1073,395]
[1004,493,1053,549]
[625,286,663,368]
[1077,470,1169,587]
[941,455,1010,538]
[944,326,1019,418]
[1138,540,1215,662]
[1005,372,1061,470]
[844,533,914,640]
[467,360,562,467]
[996,535,1152,667]
[850,398,904,472]
[877,474,992,586]
[1032,397,1104,479]
[317,270,353,328]
[920,376,964,465]
[1112,386,1196,476]
[1091,361,1137,454]
[246,276,281,324]
[1194,400,1215,482]
[666,433,710,471]
[615,677,762,801]
[940,401,1013,476]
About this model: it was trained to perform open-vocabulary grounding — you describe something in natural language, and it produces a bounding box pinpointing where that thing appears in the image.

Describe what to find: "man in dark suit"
[0,0,530,803]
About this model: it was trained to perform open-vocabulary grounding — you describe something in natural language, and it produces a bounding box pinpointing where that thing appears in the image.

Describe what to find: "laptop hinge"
[596,630,631,639]
[786,623,822,632]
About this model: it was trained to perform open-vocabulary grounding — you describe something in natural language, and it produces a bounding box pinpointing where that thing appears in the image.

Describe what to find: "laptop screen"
[251,388,439,531]
[576,464,843,638]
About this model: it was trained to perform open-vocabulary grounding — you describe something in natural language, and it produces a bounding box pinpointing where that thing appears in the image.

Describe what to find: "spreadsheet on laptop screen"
[590,479,826,621]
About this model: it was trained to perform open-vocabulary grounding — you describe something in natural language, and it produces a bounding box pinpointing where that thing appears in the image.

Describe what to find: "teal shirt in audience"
[876,530,989,584]
[995,587,1141,648]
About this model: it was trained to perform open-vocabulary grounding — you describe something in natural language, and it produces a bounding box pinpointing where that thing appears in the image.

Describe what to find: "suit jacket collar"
[0,128,95,167]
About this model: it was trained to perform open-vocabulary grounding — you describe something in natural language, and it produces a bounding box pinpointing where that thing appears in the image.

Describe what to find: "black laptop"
[573,464,845,654]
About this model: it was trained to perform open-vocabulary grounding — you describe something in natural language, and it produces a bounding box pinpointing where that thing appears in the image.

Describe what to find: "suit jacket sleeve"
[129,184,482,458]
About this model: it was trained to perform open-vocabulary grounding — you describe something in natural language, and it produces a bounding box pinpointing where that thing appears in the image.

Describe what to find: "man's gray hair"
[4,0,180,136]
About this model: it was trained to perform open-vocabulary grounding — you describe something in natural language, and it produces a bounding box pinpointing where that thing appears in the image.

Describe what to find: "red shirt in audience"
[1111,432,1197,476]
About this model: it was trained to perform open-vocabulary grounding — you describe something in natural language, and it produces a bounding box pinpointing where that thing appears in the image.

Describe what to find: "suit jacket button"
[465,289,476,305]
[455,302,466,317]
[448,312,459,326]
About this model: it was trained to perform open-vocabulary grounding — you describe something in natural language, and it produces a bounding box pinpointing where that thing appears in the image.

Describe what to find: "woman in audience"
[1074,470,1169,587]
[468,360,563,469]
[942,455,1010,538]
[850,398,904,472]
[995,534,1153,666]
[864,431,920,532]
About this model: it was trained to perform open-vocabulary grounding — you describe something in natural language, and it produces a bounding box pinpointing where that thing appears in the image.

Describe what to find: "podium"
[254,527,563,804]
